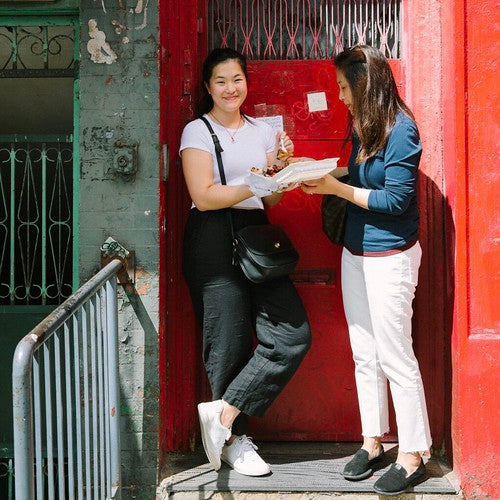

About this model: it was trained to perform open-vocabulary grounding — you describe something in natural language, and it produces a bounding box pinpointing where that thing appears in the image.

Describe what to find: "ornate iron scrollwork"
[0,25,74,74]
[209,0,401,60]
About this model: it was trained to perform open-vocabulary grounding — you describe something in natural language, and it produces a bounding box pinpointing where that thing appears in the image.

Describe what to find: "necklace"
[209,112,243,143]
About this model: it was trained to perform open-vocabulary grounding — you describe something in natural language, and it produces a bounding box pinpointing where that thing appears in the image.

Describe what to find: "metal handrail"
[12,258,123,499]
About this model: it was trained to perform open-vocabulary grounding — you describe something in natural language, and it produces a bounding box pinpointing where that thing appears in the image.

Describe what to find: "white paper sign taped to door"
[256,115,284,131]
[307,92,328,112]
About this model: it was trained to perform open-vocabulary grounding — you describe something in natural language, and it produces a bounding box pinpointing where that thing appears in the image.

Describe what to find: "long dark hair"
[334,45,414,163]
[199,48,248,115]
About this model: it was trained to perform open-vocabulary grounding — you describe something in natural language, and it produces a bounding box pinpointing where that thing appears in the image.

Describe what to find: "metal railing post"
[106,276,122,498]
[12,338,36,499]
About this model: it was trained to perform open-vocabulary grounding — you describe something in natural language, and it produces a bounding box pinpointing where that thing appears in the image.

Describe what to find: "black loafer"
[373,460,426,496]
[342,448,386,481]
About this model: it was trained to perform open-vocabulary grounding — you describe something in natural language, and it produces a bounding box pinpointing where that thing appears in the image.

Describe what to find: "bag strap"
[200,116,236,247]
[200,116,227,184]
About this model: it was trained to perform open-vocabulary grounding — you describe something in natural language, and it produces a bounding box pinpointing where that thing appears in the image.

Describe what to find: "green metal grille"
[0,138,73,305]
[0,17,79,305]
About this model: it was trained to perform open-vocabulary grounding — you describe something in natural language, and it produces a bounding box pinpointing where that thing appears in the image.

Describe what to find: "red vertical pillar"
[442,0,500,497]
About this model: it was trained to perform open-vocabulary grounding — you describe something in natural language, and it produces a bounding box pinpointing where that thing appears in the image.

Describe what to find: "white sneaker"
[197,400,232,471]
[221,435,271,476]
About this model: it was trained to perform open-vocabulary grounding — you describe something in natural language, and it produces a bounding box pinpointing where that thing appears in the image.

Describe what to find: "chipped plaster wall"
[79,1,159,498]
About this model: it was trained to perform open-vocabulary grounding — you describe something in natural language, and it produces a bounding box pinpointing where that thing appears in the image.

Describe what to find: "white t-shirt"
[179,114,276,209]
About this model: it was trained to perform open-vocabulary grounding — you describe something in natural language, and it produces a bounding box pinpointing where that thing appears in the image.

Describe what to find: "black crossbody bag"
[200,116,299,283]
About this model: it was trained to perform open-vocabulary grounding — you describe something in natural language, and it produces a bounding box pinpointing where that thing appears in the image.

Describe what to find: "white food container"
[248,157,339,189]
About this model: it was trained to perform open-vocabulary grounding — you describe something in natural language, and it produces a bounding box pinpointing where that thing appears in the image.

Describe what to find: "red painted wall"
[441,1,500,497]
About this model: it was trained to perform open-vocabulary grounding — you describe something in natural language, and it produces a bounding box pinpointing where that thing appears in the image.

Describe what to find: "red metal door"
[242,59,403,440]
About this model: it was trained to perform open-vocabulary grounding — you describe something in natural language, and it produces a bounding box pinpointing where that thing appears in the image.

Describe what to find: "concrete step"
[157,442,461,499]
[161,494,461,500]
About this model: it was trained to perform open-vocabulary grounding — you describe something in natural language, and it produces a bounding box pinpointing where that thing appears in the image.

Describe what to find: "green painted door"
[0,17,79,467]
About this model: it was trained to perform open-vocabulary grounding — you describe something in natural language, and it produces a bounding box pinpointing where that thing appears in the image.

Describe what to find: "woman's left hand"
[303,174,371,209]
[301,175,342,195]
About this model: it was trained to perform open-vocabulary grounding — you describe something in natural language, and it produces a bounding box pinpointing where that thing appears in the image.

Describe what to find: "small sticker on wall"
[307,92,328,112]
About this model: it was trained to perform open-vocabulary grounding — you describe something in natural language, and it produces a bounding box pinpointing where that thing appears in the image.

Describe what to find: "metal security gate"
[0,16,79,498]
[208,0,401,59]
[0,137,75,305]
[0,19,79,303]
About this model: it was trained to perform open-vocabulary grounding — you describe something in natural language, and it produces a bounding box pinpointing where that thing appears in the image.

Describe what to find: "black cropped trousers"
[182,207,311,435]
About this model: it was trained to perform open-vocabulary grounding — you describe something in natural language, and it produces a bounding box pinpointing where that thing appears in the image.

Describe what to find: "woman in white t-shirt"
[180,48,311,477]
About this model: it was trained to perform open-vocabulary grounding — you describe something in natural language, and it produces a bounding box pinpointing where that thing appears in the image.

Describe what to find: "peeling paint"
[134,0,144,14]
[87,19,117,65]
[112,19,128,34]
[135,281,150,295]
[134,0,149,30]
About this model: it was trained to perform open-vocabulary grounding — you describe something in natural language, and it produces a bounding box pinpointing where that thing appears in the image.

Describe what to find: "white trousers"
[341,242,432,453]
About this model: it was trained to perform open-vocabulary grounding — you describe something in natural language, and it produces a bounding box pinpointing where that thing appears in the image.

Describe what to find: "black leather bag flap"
[233,224,299,282]
[235,224,296,256]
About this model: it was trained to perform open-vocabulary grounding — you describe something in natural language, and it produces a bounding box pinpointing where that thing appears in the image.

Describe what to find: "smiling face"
[336,68,354,114]
[206,59,248,115]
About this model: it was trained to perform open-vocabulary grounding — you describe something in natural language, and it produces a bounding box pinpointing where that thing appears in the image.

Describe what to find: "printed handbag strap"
[200,116,236,242]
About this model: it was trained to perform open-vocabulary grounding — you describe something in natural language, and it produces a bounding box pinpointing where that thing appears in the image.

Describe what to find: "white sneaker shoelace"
[238,436,259,460]
[222,435,270,476]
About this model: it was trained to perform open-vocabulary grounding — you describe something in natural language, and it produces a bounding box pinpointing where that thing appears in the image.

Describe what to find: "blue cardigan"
[344,112,422,253]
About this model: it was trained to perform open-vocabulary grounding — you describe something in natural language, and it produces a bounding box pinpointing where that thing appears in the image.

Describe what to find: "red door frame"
[158,0,202,457]
[158,0,454,464]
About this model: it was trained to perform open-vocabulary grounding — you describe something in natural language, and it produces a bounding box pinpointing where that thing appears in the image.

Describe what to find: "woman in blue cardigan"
[302,45,432,496]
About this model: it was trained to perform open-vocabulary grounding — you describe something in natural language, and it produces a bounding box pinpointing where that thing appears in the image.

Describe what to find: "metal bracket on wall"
[162,143,169,181]
[112,140,138,179]
[100,237,135,284]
